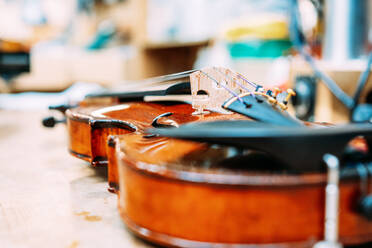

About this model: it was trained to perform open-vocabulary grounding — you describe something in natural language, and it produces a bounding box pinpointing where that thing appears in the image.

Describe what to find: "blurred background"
[1,0,372,123]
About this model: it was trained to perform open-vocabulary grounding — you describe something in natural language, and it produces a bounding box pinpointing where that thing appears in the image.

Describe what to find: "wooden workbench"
[0,110,154,248]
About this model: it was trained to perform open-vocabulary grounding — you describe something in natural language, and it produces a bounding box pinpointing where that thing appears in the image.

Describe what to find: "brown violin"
[114,132,372,247]
[63,67,291,191]
[66,101,245,191]
[45,67,372,247]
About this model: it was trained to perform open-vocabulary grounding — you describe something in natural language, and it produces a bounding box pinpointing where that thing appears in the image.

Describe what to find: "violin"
[61,67,295,192]
[45,67,372,247]
[66,101,245,191]
[115,133,372,247]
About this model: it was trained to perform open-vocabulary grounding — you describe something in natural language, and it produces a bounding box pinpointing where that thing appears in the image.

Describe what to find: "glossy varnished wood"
[66,101,246,190]
[116,134,372,247]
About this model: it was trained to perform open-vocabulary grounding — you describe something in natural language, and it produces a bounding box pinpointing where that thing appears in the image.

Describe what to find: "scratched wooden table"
[0,110,155,248]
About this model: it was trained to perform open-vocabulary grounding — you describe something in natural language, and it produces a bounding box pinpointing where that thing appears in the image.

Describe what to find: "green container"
[228,40,292,58]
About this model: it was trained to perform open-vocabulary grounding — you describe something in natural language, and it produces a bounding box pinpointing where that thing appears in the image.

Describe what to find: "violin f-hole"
[151,112,179,128]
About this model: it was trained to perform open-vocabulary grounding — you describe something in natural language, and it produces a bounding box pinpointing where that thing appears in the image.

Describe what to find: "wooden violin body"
[66,100,245,191]
[115,134,372,247]
[64,67,298,191]
[46,67,372,247]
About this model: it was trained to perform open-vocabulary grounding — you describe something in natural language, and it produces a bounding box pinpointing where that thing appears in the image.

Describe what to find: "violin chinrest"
[149,121,372,172]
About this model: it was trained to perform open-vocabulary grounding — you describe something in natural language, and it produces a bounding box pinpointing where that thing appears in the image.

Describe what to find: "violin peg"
[284,89,296,104]
[273,87,281,98]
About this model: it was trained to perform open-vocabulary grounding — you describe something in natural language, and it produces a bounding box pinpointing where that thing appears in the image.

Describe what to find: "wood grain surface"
[0,110,154,248]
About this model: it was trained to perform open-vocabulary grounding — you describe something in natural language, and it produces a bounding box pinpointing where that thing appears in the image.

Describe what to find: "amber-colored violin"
[45,67,372,247]
[60,67,295,191]
[114,132,372,247]
[66,101,245,191]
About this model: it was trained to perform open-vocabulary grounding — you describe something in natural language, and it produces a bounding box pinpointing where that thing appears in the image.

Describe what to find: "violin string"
[199,70,244,103]
[236,73,258,88]
[213,67,255,97]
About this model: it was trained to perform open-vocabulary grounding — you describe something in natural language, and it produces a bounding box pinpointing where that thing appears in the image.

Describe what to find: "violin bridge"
[190,67,256,115]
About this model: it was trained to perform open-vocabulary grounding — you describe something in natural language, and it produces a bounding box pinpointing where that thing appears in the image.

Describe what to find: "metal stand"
[313,154,343,248]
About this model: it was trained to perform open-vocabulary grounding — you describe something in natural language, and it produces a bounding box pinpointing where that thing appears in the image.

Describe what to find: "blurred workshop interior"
[2,0,372,248]
[0,0,371,123]
[1,0,372,123]
[0,0,366,122]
